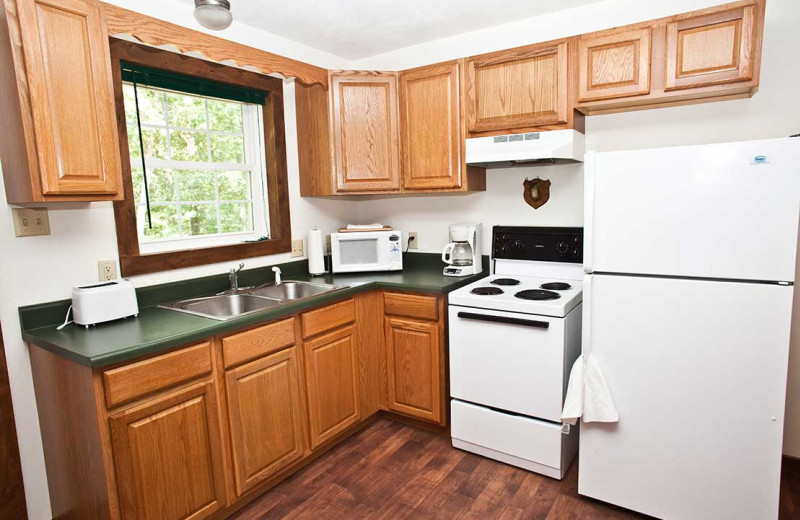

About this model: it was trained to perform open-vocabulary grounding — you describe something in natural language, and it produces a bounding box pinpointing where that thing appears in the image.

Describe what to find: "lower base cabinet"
[109,381,227,520]
[225,346,306,496]
[303,324,361,448]
[385,316,442,423]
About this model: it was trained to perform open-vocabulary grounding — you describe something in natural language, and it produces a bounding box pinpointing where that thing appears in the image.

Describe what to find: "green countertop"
[20,255,488,368]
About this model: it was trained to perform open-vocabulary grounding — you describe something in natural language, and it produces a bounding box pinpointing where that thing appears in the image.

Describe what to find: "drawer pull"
[457,312,549,329]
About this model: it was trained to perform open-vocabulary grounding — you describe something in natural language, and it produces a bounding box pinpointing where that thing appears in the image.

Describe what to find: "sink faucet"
[272,266,282,284]
[229,262,245,291]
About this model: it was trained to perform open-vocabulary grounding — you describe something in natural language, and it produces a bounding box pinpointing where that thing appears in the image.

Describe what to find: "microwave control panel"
[389,233,403,270]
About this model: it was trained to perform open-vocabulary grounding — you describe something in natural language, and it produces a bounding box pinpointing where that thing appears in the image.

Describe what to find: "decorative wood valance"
[101,3,329,88]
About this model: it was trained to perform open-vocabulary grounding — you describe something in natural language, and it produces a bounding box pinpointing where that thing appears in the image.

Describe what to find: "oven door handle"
[456,312,549,329]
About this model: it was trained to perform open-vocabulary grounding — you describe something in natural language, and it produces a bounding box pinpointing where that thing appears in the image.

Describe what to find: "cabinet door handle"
[457,312,549,329]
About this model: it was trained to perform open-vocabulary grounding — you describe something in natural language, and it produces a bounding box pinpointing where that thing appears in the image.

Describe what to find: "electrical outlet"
[408,232,418,250]
[12,207,50,237]
[98,260,118,281]
[291,239,304,257]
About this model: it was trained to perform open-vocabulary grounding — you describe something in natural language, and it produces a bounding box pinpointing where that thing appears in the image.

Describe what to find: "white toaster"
[72,280,139,327]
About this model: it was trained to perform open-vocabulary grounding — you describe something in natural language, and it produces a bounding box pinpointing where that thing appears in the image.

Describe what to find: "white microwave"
[331,230,403,273]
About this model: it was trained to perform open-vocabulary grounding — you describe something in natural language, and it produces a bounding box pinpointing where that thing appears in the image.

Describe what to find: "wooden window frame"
[110,40,291,276]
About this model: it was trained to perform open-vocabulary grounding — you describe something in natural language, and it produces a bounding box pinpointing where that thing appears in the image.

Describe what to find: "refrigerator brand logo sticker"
[752,155,768,164]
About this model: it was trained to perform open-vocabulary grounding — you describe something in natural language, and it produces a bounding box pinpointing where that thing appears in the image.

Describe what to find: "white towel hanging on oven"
[561,354,619,425]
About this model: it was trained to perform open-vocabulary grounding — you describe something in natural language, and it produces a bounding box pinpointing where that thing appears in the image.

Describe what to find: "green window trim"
[120,62,267,105]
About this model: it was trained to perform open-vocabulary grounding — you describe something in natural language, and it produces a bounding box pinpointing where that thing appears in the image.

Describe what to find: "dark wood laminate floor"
[232,418,800,520]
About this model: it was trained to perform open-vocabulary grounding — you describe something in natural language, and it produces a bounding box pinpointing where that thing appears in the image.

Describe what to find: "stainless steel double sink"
[159,281,344,321]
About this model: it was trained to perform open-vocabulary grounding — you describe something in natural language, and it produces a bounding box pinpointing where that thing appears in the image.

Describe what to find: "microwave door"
[333,235,389,272]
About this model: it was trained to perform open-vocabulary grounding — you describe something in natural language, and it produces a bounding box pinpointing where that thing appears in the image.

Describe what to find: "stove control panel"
[493,226,583,263]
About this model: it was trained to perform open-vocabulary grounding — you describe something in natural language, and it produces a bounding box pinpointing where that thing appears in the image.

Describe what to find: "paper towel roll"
[308,228,326,275]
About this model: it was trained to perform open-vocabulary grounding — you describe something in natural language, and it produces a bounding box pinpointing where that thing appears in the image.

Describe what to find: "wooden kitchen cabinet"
[303,324,361,448]
[664,3,759,91]
[399,61,463,190]
[109,381,227,520]
[465,38,575,134]
[577,28,652,102]
[576,0,765,115]
[0,0,122,203]
[330,71,401,193]
[225,346,306,496]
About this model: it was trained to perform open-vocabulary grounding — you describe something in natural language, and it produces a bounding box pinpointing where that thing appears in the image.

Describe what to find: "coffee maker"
[442,223,482,277]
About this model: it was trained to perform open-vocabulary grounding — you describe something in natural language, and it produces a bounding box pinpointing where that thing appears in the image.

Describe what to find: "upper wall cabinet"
[576,0,765,115]
[0,0,122,203]
[578,28,652,102]
[664,3,758,91]
[400,61,480,191]
[330,71,401,193]
[465,39,577,135]
[297,68,485,196]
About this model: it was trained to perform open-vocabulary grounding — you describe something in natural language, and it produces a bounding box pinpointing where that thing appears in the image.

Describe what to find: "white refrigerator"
[580,138,800,520]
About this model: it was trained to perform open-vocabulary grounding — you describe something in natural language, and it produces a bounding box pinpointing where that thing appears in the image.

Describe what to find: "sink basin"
[158,280,344,321]
[160,294,283,320]
[249,281,340,301]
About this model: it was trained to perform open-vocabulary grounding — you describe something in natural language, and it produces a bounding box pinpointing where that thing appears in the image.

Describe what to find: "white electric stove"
[448,226,583,480]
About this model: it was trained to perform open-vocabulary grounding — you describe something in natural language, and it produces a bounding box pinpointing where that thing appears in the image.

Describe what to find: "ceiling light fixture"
[194,0,233,30]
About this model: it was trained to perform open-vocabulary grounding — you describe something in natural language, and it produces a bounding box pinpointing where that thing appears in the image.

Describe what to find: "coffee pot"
[442,223,482,277]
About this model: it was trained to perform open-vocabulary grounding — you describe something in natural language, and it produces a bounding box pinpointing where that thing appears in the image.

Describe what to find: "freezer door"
[585,138,800,282]
[579,274,792,520]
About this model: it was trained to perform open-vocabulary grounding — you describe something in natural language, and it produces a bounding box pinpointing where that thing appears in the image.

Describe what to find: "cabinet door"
[330,72,400,192]
[109,382,226,520]
[16,0,121,195]
[385,316,442,424]
[303,325,360,448]
[466,40,569,133]
[225,346,305,496]
[578,28,652,102]
[399,62,462,190]
[665,4,758,91]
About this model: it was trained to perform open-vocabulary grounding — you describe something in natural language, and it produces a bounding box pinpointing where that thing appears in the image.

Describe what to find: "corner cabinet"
[0,0,122,203]
[576,0,765,114]
[330,71,401,193]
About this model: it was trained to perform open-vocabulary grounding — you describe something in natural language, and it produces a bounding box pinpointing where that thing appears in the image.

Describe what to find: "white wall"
[356,0,800,458]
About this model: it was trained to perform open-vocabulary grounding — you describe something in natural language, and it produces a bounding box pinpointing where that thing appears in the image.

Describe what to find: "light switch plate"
[12,207,50,237]
[291,239,304,257]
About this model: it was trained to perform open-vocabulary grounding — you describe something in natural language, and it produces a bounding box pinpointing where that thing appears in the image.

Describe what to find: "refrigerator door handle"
[457,312,550,329]
[582,274,593,357]
[584,151,596,274]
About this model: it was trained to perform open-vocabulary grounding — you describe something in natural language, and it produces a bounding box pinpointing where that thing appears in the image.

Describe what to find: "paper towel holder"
[308,227,330,276]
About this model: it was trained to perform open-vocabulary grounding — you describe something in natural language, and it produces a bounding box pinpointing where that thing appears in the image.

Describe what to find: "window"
[111,40,291,276]
[122,83,269,253]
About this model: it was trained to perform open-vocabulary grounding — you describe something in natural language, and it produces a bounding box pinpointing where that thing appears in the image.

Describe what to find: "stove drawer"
[449,305,577,422]
[451,399,574,478]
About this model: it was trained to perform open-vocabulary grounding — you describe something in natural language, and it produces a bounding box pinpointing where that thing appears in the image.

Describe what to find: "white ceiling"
[179,0,606,60]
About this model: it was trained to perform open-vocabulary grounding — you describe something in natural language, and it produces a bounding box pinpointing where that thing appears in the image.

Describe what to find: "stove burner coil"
[540,282,572,291]
[515,289,561,301]
[491,278,521,286]
[471,287,504,296]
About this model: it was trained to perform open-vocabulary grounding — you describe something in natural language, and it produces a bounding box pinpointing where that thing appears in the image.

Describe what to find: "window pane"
[218,171,250,201]
[181,204,218,236]
[145,168,176,202]
[123,85,165,125]
[210,134,245,163]
[140,205,180,240]
[166,92,206,129]
[176,169,216,202]
[171,131,209,162]
[208,99,243,132]
[219,202,253,233]
[131,167,144,205]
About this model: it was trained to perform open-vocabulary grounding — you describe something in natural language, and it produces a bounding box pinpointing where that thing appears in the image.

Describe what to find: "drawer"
[451,399,569,476]
[384,292,438,320]
[103,341,213,408]
[301,299,355,339]
[222,317,296,369]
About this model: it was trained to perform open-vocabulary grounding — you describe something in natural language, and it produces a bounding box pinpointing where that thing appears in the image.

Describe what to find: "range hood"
[466,129,584,168]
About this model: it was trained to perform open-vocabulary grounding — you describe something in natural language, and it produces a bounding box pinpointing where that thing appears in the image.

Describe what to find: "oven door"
[449,305,567,422]
[331,232,389,272]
